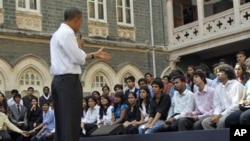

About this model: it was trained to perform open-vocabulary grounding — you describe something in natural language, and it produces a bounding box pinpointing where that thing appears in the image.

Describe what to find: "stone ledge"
[16,10,42,31]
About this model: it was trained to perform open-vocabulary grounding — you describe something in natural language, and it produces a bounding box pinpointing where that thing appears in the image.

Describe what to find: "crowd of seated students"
[80,51,250,137]
[1,51,250,139]
[0,86,54,141]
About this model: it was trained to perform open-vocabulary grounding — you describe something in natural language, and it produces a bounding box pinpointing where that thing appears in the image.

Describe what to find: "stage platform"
[82,129,229,141]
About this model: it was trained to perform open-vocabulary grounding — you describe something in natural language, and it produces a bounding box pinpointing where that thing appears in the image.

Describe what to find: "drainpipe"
[149,0,156,77]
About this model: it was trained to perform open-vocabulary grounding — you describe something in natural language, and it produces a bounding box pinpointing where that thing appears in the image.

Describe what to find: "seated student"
[123,92,140,134]
[81,96,99,136]
[160,75,194,132]
[138,78,171,134]
[0,92,9,116]
[0,112,29,141]
[113,84,123,93]
[7,89,24,107]
[102,86,115,104]
[125,86,151,134]
[178,70,215,130]
[136,78,154,98]
[29,102,55,141]
[27,97,43,130]
[112,92,128,124]
[97,95,113,127]
[9,93,28,141]
[44,128,55,141]
[202,64,244,130]
[225,78,250,127]
[92,91,101,106]
[124,76,139,103]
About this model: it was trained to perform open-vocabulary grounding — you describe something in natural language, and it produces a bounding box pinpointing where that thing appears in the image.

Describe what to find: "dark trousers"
[224,110,243,128]
[126,125,139,134]
[52,74,83,141]
[0,130,11,141]
[178,117,205,131]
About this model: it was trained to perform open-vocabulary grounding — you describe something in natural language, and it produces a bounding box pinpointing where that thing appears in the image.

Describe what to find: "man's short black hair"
[113,84,123,91]
[64,6,82,21]
[27,87,34,91]
[126,75,135,83]
[42,101,50,106]
[11,89,19,95]
[144,72,153,78]
[151,78,164,89]
[236,50,246,56]
[13,93,21,99]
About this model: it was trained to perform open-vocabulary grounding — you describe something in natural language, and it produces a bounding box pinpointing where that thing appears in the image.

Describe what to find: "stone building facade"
[0,0,169,97]
[1,0,250,97]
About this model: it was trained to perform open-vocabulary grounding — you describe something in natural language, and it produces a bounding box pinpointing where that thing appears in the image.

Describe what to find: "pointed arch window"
[19,68,42,86]
[91,72,108,88]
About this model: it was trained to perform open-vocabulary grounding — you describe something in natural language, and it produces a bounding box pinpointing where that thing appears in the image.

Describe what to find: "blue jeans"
[138,120,164,134]
[31,132,47,141]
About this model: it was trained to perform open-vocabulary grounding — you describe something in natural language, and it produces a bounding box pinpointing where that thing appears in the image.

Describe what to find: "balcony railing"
[169,2,250,50]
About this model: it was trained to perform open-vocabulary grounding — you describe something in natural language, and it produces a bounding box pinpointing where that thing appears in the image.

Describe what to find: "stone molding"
[16,10,42,31]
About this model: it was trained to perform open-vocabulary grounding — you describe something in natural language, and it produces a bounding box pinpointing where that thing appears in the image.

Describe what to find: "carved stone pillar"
[169,55,181,71]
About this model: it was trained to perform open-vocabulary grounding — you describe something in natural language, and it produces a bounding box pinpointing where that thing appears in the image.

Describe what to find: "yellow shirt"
[0,112,22,133]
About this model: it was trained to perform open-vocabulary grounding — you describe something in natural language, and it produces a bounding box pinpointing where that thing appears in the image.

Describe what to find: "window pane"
[126,9,131,23]
[98,0,103,2]
[117,0,122,6]
[125,0,130,7]
[118,7,123,22]
[89,2,95,18]
[98,3,104,19]
[18,0,26,8]
[96,76,99,82]
[30,0,37,10]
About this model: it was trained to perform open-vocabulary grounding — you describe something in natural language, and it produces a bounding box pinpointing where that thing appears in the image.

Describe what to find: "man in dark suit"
[124,75,138,103]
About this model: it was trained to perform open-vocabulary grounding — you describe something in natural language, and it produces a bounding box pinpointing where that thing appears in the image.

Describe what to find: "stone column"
[233,0,240,26]
[166,0,174,45]
[197,0,204,36]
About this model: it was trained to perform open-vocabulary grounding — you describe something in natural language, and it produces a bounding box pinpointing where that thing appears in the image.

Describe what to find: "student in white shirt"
[202,64,244,129]
[97,95,113,127]
[81,96,100,136]
[160,75,194,132]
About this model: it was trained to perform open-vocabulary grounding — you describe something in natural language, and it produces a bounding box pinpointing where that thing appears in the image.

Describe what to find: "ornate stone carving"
[88,22,109,38]
[117,25,135,41]
[16,11,42,31]
[169,56,181,71]
[0,9,4,24]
